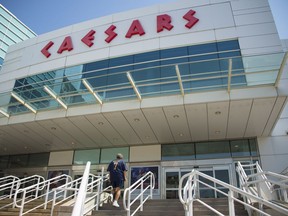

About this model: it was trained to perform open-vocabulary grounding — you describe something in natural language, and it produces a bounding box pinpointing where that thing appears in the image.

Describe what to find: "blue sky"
[0,0,287,39]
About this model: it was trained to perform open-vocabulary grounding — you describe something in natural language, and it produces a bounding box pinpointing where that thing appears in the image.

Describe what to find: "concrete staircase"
[93,198,248,216]
[0,198,249,216]
[0,198,51,216]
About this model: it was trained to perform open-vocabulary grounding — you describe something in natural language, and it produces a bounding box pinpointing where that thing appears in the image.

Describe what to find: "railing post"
[96,173,102,211]
[64,176,69,199]
[140,179,144,211]
[127,192,131,216]
[10,178,17,199]
[50,190,57,216]
[150,174,153,199]
[35,177,40,199]
[283,188,288,202]
[188,175,193,216]
[44,183,51,209]
[19,190,26,216]
[194,175,199,199]
[228,190,235,216]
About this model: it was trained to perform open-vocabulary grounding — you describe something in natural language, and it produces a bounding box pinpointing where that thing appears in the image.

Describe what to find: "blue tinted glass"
[109,55,133,67]
[161,47,188,59]
[196,141,230,159]
[134,51,160,70]
[11,40,245,113]
[134,51,160,63]
[107,73,128,86]
[162,143,195,161]
[217,40,239,51]
[86,76,107,89]
[83,59,109,72]
[188,43,217,55]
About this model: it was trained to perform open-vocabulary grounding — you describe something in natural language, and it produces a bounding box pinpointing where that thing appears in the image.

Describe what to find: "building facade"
[0,0,287,199]
[0,4,36,70]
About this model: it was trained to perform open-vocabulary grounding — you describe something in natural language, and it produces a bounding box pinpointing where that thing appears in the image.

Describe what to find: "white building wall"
[258,136,288,173]
[0,0,287,173]
[0,0,282,94]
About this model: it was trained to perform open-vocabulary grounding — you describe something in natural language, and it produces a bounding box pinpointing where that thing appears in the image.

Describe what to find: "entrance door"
[164,165,231,199]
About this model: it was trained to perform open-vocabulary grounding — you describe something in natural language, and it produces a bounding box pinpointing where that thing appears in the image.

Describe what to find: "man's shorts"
[111,179,124,189]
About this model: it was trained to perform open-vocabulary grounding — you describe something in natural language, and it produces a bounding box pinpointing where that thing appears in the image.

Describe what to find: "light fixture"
[215,111,221,115]
[0,109,9,118]
[44,86,68,109]
[173,114,179,118]
[215,130,221,134]
[51,127,56,130]
[98,122,104,125]
[179,133,184,137]
[134,118,140,122]
[82,79,103,105]
[127,72,142,101]
[11,92,37,114]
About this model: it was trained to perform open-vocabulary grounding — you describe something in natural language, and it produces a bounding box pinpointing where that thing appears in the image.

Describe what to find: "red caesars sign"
[41,10,199,58]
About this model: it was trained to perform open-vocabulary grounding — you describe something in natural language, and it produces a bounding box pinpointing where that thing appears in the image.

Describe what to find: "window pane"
[231,140,250,157]
[188,42,217,55]
[249,139,258,156]
[162,143,195,161]
[74,149,100,165]
[9,155,29,168]
[196,141,230,159]
[100,147,129,164]
[0,156,9,169]
[217,40,240,52]
[28,153,49,167]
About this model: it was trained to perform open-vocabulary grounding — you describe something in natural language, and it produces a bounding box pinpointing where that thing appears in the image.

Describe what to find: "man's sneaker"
[107,194,113,204]
[113,201,120,207]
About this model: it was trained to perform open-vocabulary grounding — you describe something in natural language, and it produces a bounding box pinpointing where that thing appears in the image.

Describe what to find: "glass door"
[165,169,180,199]
[164,165,231,199]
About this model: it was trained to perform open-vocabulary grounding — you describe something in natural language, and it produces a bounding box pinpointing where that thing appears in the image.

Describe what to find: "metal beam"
[175,65,184,96]
[227,59,233,93]
[11,92,37,113]
[82,79,103,105]
[44,86,68,109]
[0,108,9,118]
[127,72,142,101]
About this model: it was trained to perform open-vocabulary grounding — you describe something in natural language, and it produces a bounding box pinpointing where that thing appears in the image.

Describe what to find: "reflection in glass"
[166,172,179,188]
[231,140,250,157]
[74,149,100,165]
[162,143,195,161]
[100,147,129,164]
[196,141,230,159]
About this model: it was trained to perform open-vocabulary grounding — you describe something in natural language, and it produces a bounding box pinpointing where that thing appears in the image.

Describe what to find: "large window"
[10,40,245,115]
[100,147,129,164]
[161,143,195,161]
[73,149,100,165]
[196,141,230,159]
[162,138,258,161]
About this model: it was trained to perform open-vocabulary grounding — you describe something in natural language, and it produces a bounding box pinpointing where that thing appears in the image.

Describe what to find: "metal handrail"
[0,175,44,210]
[13,174,72,216]
[0,175,20,198]
[71,161,91,216]
[179,169,288,216]
[123,171,155,216]
[237,162,288,203]
[0,175,20,209]
[69,163,111,216]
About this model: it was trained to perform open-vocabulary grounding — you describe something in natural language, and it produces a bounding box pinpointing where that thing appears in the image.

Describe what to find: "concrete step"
[93,198,248,216]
